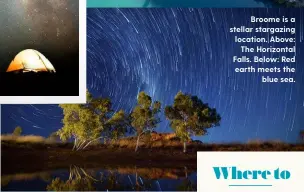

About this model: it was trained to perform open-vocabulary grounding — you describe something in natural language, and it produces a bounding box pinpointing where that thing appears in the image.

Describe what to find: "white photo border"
[0,0,87,104]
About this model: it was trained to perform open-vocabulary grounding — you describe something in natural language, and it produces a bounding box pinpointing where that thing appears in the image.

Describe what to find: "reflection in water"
[46,166,97,191]
[1,172,52,187]
[2,165,197,191]
[99,168,154,191]
[176,167,195,191]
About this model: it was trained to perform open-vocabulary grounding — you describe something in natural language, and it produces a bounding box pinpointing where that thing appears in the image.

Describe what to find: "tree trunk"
[183,141,187,153]
[75,139,82,150]
[72,138,77,151]
[135,136,140,152]
[135,166,139,187]
[69,165,73,180]
[82,136,103,150]
[76,140,87,151]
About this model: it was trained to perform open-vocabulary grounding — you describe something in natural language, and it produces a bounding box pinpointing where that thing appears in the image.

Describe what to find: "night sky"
[2,8,304,143]
[0,0,79,96]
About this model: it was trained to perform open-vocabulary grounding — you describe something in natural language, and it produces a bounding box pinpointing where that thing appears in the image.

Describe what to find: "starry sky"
[2,8,304,143]
[0,0,79,71]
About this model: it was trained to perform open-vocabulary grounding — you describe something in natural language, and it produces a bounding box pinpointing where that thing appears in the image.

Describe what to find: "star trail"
[2,8,304,143]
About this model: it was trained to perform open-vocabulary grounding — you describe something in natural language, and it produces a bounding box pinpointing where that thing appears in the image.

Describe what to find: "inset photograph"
[0,0,86,104]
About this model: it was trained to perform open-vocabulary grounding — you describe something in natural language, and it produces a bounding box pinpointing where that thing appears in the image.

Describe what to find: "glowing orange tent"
[6,49,56,73]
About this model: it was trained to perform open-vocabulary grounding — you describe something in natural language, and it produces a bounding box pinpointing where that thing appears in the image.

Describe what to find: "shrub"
[1,134,45,143]
[13,126,22,136]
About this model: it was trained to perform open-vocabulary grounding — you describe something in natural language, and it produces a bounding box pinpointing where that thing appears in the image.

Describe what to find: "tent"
[6,49,56,73]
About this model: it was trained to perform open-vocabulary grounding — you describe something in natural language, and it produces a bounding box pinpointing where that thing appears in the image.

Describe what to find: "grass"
[105,136,304,151]
[1,134,46,143]
[1,134,303,151]
[1,135,303,175]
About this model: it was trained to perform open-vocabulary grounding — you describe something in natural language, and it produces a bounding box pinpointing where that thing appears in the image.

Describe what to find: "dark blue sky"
[2,8,304,143]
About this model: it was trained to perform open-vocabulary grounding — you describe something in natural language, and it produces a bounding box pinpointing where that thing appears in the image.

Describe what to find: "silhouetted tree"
[131,91,161,152]
[104,110,133,142]
[13,126,22,136]
[165,91,221,153]
[57,91,130,150]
